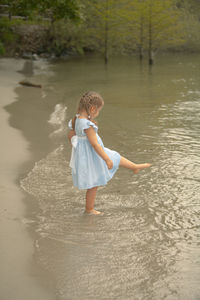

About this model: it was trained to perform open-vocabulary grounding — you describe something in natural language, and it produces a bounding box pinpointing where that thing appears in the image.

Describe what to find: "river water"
[18,54,200,299]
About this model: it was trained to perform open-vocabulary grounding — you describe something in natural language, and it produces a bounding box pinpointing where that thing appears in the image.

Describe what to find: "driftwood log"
[19,81,42,88]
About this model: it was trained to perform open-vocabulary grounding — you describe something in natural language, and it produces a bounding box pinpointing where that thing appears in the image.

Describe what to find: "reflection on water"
[20,54,200,300]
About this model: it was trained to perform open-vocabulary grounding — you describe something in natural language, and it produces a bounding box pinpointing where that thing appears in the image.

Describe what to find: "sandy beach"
[0,58,54,300]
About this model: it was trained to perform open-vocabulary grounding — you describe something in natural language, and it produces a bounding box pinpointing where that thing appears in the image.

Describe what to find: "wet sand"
[0,59,55,300]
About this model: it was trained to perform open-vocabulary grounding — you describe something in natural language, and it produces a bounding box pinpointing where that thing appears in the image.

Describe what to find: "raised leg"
[119,156,151,174]
[85,187,102,215]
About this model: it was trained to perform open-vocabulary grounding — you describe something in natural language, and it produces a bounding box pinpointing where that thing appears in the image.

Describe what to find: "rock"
[22,52,33,59]
[19,80,42,88]
[32,53,39,60]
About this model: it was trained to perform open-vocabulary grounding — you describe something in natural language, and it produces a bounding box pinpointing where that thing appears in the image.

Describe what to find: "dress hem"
[72,154,121,190]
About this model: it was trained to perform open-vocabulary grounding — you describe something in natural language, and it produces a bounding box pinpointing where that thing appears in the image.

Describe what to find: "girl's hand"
[106,159,113,169]
[85,127,114,169]
[68,129,76,144]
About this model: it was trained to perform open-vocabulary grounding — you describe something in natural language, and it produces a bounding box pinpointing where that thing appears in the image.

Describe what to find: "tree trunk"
[148,50,154,65]
[104,0,109,65]
[139,15,144,61]
[8,11,12,20]
[104,51,108,65]
[148,1,154,65]
[139,46,143,61]
[104,21,108,65]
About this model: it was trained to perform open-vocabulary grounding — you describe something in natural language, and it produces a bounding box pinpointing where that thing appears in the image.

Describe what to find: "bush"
[0,18,20,55]
[45,20,85,56]
[0,42,6,55]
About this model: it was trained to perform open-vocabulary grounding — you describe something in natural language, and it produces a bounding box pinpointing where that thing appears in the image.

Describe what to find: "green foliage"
[183,0,200,13]
[46,19,85,56]
[0,0,37,18]
[122,0,185,52]
[180,9,200,51]
[0,42,6,55]
[0,0,82,56]
[81,0,125,62]
[80,0,187,61]
[38,0,81,23]
[0,0,81,22]
[1,0,200,58]
[0,18,19,55]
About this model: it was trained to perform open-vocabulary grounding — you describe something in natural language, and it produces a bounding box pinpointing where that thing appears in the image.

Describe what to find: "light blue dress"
[68,118,121,190]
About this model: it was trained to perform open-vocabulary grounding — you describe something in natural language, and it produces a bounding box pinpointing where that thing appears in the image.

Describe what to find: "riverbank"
[1,13,200,61]
[0,58,55,300]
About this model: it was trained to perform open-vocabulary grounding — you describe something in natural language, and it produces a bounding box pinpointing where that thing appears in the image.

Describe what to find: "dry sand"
[0,59,55,300]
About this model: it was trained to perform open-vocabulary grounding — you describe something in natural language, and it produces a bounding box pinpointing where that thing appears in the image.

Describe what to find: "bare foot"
[133,163,151,174]
[85,209,103,215]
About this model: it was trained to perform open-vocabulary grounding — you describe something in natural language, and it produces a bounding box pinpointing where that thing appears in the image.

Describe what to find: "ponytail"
[71,115,77,130]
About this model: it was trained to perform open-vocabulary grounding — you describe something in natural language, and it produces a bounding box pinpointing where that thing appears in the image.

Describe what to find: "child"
[68,91,151,215]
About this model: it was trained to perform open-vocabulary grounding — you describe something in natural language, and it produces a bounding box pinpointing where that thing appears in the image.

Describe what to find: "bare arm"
[85,127,113,169]
[68,129,76,144]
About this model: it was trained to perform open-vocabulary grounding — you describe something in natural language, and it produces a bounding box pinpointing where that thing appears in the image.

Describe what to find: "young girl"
[68,91,151,215]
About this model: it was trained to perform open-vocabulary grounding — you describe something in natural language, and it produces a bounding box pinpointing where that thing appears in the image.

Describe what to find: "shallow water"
[18,54,200,299]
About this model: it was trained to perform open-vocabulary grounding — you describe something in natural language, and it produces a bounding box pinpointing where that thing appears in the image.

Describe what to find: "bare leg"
[119,156,151,174]
[85,187,102,215]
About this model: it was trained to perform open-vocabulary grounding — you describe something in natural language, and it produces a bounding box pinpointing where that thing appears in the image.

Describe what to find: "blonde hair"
[72,91,104,130]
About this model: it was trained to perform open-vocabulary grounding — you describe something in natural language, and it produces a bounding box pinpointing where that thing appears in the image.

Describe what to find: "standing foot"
[133,163,151,174]
[84,209,103,215]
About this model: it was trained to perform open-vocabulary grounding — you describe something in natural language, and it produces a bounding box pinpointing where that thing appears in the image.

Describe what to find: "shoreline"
[1,47,200,61]
[0,58,55,300]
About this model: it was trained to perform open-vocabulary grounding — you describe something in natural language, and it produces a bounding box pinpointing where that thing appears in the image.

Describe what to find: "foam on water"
[48,104,67,126]
[48,103,67,138]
